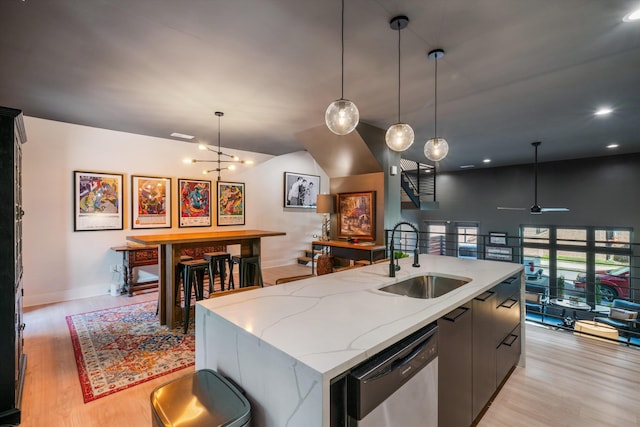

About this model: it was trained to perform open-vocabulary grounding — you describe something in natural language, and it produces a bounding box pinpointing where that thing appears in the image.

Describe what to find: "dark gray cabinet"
[472,288,497,420]
[471,275,522,423]
[0,107,27,425]
[438,303,472,427]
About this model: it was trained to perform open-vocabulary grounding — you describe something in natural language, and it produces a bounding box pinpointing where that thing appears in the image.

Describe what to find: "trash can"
[151,369,251,427]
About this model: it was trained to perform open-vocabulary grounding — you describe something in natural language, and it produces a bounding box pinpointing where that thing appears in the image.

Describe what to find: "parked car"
[573,266,630,302]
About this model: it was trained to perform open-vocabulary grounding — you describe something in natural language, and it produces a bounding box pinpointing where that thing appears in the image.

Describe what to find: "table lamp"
[316,194,336,241]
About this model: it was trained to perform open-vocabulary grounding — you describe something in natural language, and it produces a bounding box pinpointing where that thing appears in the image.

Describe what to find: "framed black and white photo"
[489,232,507,246]
[284,172,320,208]
[74,171,124,231]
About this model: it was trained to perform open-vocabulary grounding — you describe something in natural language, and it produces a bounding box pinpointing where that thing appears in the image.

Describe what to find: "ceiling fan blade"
[498,142,570,213]
[540,207,570,212]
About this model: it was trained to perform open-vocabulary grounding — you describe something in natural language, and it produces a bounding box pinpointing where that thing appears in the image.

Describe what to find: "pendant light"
[386,15,414,152]
[183,112,253,181]
[424,49,449,162]
[325,0,359,135]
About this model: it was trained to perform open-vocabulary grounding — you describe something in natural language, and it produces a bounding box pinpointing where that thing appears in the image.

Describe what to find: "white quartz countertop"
[197,255,523,380]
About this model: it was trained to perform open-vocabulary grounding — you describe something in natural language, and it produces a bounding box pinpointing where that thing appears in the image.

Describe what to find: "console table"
[127,230,285,329]
[311,240,386,274]
[111,245,159,296]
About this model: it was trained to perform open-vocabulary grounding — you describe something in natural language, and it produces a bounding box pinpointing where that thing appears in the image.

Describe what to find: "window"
[522,225,633,314]
[426,223,447,256]
[457,225,478,259]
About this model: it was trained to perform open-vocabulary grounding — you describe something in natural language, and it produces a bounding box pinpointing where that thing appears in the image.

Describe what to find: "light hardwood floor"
[19,266,640,427]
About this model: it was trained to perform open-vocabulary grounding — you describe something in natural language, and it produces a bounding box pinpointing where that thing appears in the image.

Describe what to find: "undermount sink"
[379,275,471,299]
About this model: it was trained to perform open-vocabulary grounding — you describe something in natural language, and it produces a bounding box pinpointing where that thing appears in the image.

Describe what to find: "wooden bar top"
[127,229,286,245]
[312,240,386,251]
[111,243,158,252]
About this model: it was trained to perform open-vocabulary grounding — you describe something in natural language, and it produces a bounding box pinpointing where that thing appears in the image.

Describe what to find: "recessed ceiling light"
[623,8,640,22]
[482,159,491,163]
[594,107,613,116]
[170,132,194,140]
[607,143,619,149]
[460,164,475,169]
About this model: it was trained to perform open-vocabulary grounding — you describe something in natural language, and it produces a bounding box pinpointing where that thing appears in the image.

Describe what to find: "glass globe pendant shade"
[325,99,359,135]
[424,137,449,161]
[385,123,415,151]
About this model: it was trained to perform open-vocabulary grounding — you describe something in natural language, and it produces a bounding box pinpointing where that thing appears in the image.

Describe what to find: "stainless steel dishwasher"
[346,323,438,427]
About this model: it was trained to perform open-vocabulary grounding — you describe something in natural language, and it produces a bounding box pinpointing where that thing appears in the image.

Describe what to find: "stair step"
[298,256,313,264]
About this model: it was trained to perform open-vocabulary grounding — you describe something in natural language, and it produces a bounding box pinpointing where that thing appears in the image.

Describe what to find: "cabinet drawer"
[495,297,520,344]
[132,248,158,264]
[495,275,520,306]
[496,324,521,387]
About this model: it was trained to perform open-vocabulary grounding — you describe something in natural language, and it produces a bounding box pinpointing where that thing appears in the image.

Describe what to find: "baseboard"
[24,283,117,307]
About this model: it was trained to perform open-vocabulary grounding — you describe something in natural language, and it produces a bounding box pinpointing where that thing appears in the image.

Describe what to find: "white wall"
[22,117,328,307]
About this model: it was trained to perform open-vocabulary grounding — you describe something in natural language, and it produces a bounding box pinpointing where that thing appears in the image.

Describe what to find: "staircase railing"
[400,159,436,208]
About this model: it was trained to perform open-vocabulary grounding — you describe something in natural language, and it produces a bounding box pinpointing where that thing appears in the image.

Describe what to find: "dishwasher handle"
[366,332,436,382]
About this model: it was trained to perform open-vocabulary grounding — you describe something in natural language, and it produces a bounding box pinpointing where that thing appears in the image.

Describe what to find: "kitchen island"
[195,255,524,427]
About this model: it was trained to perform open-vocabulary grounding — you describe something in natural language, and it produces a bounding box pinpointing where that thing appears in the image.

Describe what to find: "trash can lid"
[151,369,251,427]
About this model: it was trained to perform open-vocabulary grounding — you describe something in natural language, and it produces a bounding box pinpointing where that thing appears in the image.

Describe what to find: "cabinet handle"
[475,290,495,301]
[502,334,518,347]
[500,298,518,309]
[442,306,470,322]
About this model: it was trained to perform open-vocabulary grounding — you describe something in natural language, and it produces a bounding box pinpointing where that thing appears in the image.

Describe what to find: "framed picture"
[131,175,171,229]
[284,172,320,208]
[217,181,245,226]
[489,232,507,246]
[485,245,513,261]
[337,191,375,240]
[73,170,123,231]
[178,178,211,227]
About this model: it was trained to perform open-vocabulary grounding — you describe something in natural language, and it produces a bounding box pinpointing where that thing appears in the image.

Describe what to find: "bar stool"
[179,259,210,334]
[230,255,263,288]
[203,252,231,293]
[157,255,193,316]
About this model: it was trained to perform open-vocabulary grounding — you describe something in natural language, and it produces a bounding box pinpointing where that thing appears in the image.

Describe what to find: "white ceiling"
[1,0,639,171]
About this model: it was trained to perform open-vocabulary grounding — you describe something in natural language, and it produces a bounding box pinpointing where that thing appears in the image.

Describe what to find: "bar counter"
[127,229,285,329]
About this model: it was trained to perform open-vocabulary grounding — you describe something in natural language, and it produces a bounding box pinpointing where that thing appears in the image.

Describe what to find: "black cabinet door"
[0,107,26,425]
[438,303,472,427]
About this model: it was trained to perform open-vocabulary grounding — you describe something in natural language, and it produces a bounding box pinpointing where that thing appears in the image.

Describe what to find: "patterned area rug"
[66,301,194,402]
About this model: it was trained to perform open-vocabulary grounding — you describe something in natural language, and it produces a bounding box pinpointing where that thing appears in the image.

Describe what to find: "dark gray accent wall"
[402,153,640,243]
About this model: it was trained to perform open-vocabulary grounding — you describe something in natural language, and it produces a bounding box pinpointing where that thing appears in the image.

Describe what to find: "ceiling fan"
[497,141,569,215]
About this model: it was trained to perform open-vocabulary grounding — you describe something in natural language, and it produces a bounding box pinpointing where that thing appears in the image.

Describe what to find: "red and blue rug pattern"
[66,301,194,402]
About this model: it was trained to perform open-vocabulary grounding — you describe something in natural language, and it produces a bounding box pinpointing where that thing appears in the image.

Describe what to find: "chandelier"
[183,112,253,180]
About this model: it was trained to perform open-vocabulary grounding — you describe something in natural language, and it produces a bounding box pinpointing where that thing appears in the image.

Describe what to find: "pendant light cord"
[434,56,438,139]
[340,0,345,100]
[534,143,538,205]
[217,113,222,181]
[397,25,401,123]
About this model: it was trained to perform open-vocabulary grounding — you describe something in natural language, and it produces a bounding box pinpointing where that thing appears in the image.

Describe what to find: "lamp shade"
[424,137,449,161]
[316,194,336,214]
[326,99,359,135]
[385,123,415,151]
